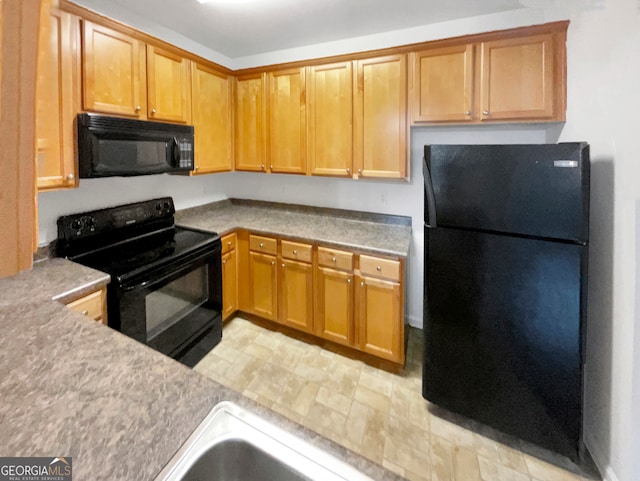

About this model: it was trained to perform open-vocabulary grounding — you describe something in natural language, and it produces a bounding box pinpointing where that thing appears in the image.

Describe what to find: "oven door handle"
[123,279,152,293]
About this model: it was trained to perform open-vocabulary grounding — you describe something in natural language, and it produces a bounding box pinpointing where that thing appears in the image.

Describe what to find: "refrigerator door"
[423,226,586,460]
[425,143,590,243]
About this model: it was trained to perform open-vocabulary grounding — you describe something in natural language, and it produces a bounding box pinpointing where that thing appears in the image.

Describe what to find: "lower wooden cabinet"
[314,266,354,346]
[248,251,278,321]
[65,287,107,325]
[279,259,314,332]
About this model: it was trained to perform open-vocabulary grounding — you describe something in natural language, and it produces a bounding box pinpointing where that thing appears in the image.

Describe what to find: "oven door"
[117,248,222,361]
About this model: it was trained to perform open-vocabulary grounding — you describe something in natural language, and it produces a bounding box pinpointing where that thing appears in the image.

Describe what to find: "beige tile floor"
[194,316,598,481]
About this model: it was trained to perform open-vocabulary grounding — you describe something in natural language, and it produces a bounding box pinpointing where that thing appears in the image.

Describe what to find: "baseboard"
[584,431,619,481]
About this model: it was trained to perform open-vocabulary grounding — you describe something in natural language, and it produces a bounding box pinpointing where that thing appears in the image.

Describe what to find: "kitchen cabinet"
[221,233,237,320]
[248,235,278,320]
[235,73,267,172]
[356,255,404,364]
[268,68,306,174]
[410,26,566,124]
[306,61,353,177]
[480,33,557,121]
[278,241,313,332]
[36,6,80,190]
[65,287,108,325]
[191,62,233,174]
[146,45,191,123]
[314,247,354,346]
[410,44,474,122]
[354,54,407,179]
[82,20,146,118]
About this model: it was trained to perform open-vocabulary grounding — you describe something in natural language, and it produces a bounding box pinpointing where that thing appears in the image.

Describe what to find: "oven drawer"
[318,247,353,271]
[66,288,107,324]
[221,233,237,254]
[281,240,312,263]
[250,234,277,255]
[359,255,401,282]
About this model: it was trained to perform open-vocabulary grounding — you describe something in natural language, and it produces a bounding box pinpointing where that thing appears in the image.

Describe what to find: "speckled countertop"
[0,257,404,480]
[175,199,412,258]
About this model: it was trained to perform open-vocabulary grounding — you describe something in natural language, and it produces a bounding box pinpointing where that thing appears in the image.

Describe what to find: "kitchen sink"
[154,401,375,481]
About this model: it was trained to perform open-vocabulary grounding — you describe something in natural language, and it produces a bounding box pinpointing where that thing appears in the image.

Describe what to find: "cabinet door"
[314,266,354,346]
[307,62,353,177]
[411,45,474,123]
[357,275,403,364]
[191,62,233,174]
[249,251,277,320]
[222,249,237,320]
[146,45,191,123]
[268,68,306,174]
[235,73,267,172]
[36,8,79,190]
[278,259,313,332]
[480,34,555,121]
[82,21,146,117]
[354,54,407,179]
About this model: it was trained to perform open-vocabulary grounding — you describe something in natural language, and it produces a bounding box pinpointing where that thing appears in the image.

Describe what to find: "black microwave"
[77,113,194,178]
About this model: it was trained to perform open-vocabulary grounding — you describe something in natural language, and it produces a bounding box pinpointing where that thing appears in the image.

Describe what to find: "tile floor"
[194,316,598,481]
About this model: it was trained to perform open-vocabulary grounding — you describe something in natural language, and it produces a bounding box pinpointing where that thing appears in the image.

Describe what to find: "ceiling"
[75,0,527,58]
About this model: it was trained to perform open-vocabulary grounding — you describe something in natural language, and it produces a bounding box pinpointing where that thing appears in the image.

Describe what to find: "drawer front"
[359,255,401,282]
[66,289,104,321]
[249,234,278,255]
[281,240,312,263]
[221,233,237,254]
[318,247,353,271]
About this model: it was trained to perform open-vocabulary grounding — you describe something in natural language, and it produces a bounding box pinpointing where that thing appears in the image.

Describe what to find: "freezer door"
[425,143,590,243]
[423,226,587,460]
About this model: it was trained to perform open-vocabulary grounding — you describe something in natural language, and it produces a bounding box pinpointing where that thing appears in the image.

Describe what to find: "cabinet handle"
[151,108,157,115]
[271,260,275,265]
[376,266,382,271]
[81,310,89,316]
[465,110,472,116]
[347,278,351,284]
[135,105,141,113]
[66,174,75,181]
[482,110,489,116]
[259,242,264,248]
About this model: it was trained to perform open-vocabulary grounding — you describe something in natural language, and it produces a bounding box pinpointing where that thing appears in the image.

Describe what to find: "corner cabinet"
[235,73,268,172]
[354,54,408,179]
[36,6,80,190]
[82,20,147,118]
[191,62,233,174]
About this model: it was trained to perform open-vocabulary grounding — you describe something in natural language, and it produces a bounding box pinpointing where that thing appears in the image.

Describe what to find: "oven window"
[96,139,168,172]
[146,264,209,340]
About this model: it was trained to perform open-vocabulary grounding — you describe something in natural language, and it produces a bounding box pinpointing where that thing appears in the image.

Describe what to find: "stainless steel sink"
[154,401,375,481]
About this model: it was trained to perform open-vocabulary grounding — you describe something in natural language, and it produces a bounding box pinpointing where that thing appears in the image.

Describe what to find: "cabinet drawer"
[66,289,105,322]
[359,255,401,282]
[281,240,312,263]
[221,233,237,254]
[318,247,353,271]
[249,234,277,255]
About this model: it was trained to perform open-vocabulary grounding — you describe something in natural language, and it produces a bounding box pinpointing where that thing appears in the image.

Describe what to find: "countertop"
[175,198,412,258]
[0,256,405,480]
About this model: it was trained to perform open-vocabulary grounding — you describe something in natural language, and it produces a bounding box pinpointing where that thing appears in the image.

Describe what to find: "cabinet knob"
[227,241,232,246]
[270,165,273,170]
[261,164,265,171]
[222,259,227,265]
[332,257,337,263]
[81,310,89,316]
[151,108,157,115]
[376,266,382,271]
[271,260,275,265]
[135,105,141,113]
[259,242,264,248]
[482,110,489,116]
[281,263,285,268]
[361,281,365,287]
[346,168,351,174]
[465,110,472,116]
[358,168,362,174]
[347,278,351,284]
[293,250,298,255]
[66,174,75,181]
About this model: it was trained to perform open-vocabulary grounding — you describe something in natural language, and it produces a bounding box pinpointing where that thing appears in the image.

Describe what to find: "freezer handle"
[423,157,437,228]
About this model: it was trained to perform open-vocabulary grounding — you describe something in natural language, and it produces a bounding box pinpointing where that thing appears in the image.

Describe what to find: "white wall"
[38,3,640,481]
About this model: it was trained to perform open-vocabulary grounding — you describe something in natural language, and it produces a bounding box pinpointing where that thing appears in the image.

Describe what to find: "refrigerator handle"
[423,156,438,228]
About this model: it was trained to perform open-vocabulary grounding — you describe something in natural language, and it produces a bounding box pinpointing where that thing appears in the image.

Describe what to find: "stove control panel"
[57,197,176,250]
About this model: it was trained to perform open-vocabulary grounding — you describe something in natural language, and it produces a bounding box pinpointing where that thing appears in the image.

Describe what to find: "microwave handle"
[171,137,181,166]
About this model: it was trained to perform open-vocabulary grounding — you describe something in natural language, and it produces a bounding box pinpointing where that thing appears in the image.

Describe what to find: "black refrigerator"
[422,143,590,462]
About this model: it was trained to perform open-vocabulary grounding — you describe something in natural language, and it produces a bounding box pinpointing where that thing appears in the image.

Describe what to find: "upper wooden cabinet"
[268,68,306,174]
[306,61,353,177]
[235,73,267,172]
[354,54,407,179]
[82,21,146,118]
[36,7,80,190]
[146,45,191,123]
[191,62,233,174]
[410,44,474,122]
[480,34,557,121]
[410,24,567,124]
